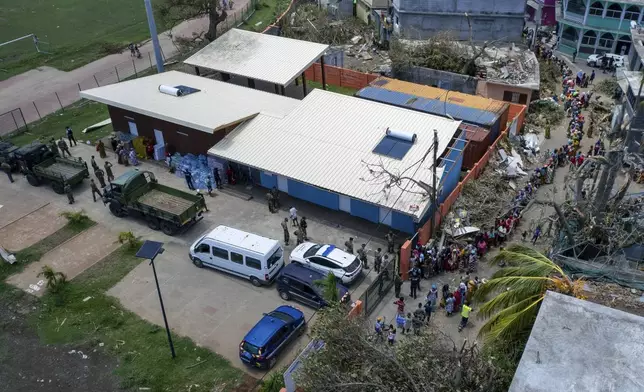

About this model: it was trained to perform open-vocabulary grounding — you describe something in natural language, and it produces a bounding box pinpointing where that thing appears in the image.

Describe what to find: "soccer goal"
[0,33,51,59]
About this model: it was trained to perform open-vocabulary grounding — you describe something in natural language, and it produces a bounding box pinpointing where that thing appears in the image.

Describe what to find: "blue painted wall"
[287,179,339,210]
[260,171,277,188]
[438,130,466,205]
[392,211,416,233]
[350,198,380,223]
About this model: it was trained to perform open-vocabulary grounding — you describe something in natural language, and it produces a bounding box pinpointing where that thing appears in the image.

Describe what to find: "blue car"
[239,305,306,369]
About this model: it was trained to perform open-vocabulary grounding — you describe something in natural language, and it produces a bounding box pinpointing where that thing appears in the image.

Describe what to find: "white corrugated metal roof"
[184,29,329,86]
[80,71,300,133]
[209,90,461,219]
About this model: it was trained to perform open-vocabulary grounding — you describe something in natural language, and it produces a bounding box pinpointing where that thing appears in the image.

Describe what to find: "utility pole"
[625,76,644,152]
[430,129,439,240]
[144,0,165,73]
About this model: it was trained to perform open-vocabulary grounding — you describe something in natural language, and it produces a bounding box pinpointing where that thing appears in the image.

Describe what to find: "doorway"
[128,121,138,136]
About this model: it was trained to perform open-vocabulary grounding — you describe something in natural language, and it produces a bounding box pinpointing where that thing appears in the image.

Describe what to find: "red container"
[459,124,492,170]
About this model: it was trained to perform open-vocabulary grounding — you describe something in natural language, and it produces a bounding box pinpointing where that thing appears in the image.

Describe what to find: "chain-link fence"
[0,0,257,138]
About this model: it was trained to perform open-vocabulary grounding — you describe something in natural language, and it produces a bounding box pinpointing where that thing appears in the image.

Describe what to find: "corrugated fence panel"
[304,64,378,90]
[287,179,340,210]
[350,198,379,223]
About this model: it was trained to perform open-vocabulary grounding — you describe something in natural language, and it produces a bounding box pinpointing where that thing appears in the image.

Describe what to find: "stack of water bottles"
[173,153,215,190]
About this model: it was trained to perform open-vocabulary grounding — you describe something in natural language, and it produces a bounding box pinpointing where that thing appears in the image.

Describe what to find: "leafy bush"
[59,210,92,228]
[259,367,286,392]
[38,265,68,293]
[117,231,142,250]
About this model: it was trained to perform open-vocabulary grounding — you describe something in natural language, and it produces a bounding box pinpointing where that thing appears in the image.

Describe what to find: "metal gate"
[359,258,396,316]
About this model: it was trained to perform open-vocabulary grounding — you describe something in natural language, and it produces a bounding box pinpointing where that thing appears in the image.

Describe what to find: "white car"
[587,53,624,68]
[289,242,362,284]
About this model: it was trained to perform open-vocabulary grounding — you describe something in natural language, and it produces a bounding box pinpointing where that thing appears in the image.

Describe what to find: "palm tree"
[474,245,583,345]
[38,265,68,293]
[314,273,340,303]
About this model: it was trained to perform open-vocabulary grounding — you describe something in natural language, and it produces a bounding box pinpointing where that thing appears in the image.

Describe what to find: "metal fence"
[358,258,396,316]
[0,0,257,138]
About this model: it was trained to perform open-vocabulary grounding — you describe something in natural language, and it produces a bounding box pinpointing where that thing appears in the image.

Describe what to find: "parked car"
[189,225,285,286]
[289,242,362,284]
[239,305,305,369]
[277,263,350,309]
[587,53,624,68]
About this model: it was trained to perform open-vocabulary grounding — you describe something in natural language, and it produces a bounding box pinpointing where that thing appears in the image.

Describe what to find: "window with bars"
[589,2,604,15]
[598,33,614,49]
[605,4,622,19]
[582,31,597,46]
[625,6,640,21]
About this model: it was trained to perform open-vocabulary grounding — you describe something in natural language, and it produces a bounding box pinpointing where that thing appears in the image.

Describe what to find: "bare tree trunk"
[553,202,574,245]
[594,149,620,213]
[205,7,227,42]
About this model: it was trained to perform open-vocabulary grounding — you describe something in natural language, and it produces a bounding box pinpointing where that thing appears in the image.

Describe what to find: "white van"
[189,226,284,286]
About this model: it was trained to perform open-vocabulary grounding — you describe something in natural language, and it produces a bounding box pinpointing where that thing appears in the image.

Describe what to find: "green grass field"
[240,0,290,32]
[0,0,165,80]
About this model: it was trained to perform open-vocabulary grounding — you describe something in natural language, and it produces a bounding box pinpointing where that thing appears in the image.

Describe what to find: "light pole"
[144,0,165,73]
[136,240,175,358]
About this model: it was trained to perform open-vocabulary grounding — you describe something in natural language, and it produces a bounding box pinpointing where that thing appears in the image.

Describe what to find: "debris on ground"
[593,79,620,96]
[539,59,561,97]
[583,282,644,317]
[525,99,564,128]
[282,5,372,46]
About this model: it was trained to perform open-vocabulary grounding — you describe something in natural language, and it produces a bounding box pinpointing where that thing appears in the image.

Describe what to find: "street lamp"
[136,240,176,358]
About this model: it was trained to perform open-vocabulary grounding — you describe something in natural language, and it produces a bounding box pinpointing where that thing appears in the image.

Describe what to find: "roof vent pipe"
[159,85,183,97]
[386,127,417,143]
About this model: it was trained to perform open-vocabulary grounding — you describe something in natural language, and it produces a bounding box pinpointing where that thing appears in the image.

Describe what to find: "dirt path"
[0,2,250,135]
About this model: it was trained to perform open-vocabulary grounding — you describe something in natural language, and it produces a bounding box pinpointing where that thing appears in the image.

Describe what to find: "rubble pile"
[583,282,644,317]
[477,43,539,87]
[390,35,469,76]
[538,59,561,97]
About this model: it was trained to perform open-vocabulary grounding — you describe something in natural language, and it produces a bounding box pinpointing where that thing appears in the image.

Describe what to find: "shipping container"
[458,123,491,170]
[355,87,501,128]
[371,77,509,118]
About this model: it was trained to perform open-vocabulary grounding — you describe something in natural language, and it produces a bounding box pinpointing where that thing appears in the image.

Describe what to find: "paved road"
[0,2,250,135]
[0,142,382,376]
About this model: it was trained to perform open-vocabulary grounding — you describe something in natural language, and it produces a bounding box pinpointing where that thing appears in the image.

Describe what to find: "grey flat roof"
[509,291,644,392]
[184,29,329,86]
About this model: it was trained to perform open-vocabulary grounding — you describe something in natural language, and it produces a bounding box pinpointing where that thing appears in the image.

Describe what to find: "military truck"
[13,141,90,194]
[103,170,207,236]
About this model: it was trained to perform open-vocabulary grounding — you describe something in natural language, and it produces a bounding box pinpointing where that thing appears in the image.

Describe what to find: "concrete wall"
[107,105,230,156]
[393,66,479,94]
[477,81,537,105]
[393,0,526,41]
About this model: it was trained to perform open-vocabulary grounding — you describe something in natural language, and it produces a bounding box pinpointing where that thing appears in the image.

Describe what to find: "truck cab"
[13,142,55,173]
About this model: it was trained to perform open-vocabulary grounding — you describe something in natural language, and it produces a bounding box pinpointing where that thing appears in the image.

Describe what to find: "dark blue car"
[277,263,350,309]
[239,305,306,369]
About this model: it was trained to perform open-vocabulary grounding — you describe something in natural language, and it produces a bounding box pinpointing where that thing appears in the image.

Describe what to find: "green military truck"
[14,142,89,194]
[103,170,208,236]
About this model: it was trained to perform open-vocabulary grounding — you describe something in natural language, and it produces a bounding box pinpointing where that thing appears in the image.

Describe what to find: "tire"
[268,357,277,369]
[250,276,262,287]
[279,290,291,301]
[26,174,40,187]
[146,216,160,230]
[160,221,178,236]
[192,258,203,268]
[589,61,596,67]
[109,201,125,218]
[51,182,64,194]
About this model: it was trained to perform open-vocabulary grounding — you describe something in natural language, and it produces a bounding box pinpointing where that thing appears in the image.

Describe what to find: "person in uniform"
[374,247,383,273]
[64,182,74,204]
[357,243,369,269]
[271,186,281,209]
[213,168,222,189]
[294,227,305,245]
[281,218,290,246]
[184,171,195,190]
[104,161,114,182]
[97,140,107,159]
[49,138,60,156]
[58,138,71,157]
[266,192,275,213]
[386,231,395,253]
[90,179,103,202]
[1,161,13,183]
[299,216,308,240]
[91,156,99,172]
[344,237,354,254]
[95,168,106,188]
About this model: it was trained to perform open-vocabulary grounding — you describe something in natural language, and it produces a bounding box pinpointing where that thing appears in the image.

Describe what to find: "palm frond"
[491,263,556,278]
[477,294,543,336]
[475,276,551,300]
[492,245,564,276]
[483,296,544,344]
[476,289,541,319]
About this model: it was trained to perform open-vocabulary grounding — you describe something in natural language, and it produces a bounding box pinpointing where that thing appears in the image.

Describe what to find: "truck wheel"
[26,174,40,187]
[52,182,65,194]
[146,216,160,230]
[109,201,126,218]
[160,221,178,236]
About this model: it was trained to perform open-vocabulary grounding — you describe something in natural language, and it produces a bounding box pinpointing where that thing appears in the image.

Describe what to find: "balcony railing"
[565,12,584,24]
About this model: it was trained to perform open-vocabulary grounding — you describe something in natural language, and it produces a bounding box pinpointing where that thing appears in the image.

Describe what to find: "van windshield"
[267,247,283,269]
